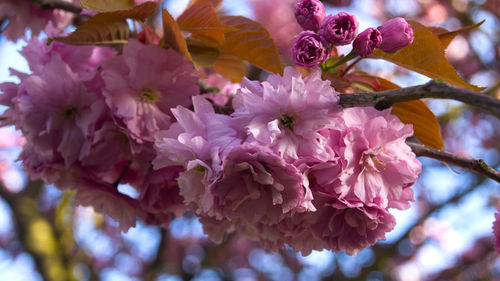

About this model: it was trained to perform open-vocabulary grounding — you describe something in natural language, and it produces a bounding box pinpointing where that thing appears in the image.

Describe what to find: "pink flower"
[319,12,359,46]
[0,82,19,126]
[209,143,315,224]
[153,96,244,215]
[21,31,116,78]
[101,39,199,143]
[337,107,422,209]
[494,209,500,254]
[378,17,414,53]
[250,0,302,62]
[232,66,340,160]
[200,73,240,106]
[15,56,105,167]
[139,166,187,228]
[294,0,325,31]
[0,0,72,41]
[353,27,382,57]
[153,96,243,170]
[285,193,396,255]
[75,181,145,233]
[291,31,330,68]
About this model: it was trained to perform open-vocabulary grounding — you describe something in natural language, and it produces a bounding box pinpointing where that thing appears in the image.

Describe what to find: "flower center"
[280,114,295,131]
[140,87,160,103]
[62,105,78,120]
[361,147,386,171]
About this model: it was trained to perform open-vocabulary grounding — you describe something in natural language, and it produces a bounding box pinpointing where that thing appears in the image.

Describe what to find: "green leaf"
[218,16,283,75]
[370,21,483,91]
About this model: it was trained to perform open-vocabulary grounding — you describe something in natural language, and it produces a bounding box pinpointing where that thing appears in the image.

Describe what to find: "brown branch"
[339,80,500,119]
[30,0,82,14]
[408,141,500,183]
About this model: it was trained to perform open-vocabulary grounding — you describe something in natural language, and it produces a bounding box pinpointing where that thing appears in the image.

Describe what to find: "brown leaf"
[52,13,130,45]
[177,2,235,46]
[377,77,444,149]
[79,0,135,12]
[187,38,220,67]
[219,16,283,75]
[52,2,159,45]
[428,20,484,49]
[114,1,159,21]
[370,21,483,91]
[162,9,193,61]
[213,52,248,82]
[186,0,223,11]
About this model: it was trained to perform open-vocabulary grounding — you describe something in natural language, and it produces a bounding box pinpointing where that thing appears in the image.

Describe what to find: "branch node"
[374,98,392,111]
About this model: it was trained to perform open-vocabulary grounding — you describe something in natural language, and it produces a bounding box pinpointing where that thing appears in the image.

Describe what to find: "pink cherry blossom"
[232,66,340,160]
[336,107,422,209]
[153,96,244,215]
[0,0,72,41]
[200,73,240,106]
[21,31,116,78]
[284,193,396,255]
[494,209,500,254]
[75,180,145,233]
[15,56,106,167]
[209,143,315,224]
[139,166,187,228]
[101,39,199,143]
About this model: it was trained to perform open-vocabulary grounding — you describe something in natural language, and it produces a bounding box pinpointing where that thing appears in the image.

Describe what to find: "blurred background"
[0,0,499,280]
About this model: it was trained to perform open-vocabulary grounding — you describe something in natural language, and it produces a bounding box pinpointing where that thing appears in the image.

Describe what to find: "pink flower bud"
[291,30,330,68]
[352,27,382,57]
[319,12,359,46]
[378,17,414,53]
[294,0,326,31]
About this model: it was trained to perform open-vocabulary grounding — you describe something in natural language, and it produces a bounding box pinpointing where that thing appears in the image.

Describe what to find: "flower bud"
[294,0,326,31]
[291,31,330,68]
[319,12,358,46]
[352,27,382,57]
[378,17,414,53]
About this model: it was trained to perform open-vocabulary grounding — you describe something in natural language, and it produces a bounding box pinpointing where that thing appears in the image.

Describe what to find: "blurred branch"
[408,142,500,183]
[340,80,500,119]
[30,0,82,14]
[145,228,169,281]
[0,180,76,281]
[354,171,491,281]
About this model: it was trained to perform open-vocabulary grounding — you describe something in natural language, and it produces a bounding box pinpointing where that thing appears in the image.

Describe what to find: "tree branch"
[30,0,82,14]
[339,80,500,119]
[407,141,500,183]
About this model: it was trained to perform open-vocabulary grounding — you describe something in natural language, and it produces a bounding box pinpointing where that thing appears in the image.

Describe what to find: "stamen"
[280,114,296,131]
[140,87,160,102]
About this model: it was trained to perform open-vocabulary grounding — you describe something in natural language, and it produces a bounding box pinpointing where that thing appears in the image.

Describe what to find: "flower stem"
[341,57,362,77]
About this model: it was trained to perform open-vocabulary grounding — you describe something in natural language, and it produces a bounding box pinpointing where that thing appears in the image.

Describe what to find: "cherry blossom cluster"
[292,0,414,67]
[152,66,421,255]
[0,17,421,256]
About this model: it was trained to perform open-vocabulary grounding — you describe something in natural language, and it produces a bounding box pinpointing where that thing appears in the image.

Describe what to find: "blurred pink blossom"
[0,0,72,41]
[100,39,199,143]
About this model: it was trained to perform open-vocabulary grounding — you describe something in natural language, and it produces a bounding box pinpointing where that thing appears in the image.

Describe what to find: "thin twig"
[113,161,132,188]
[30,0,82,14]
[339,80,500,119]
[407,141,500,183]
[341,57,362,77]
